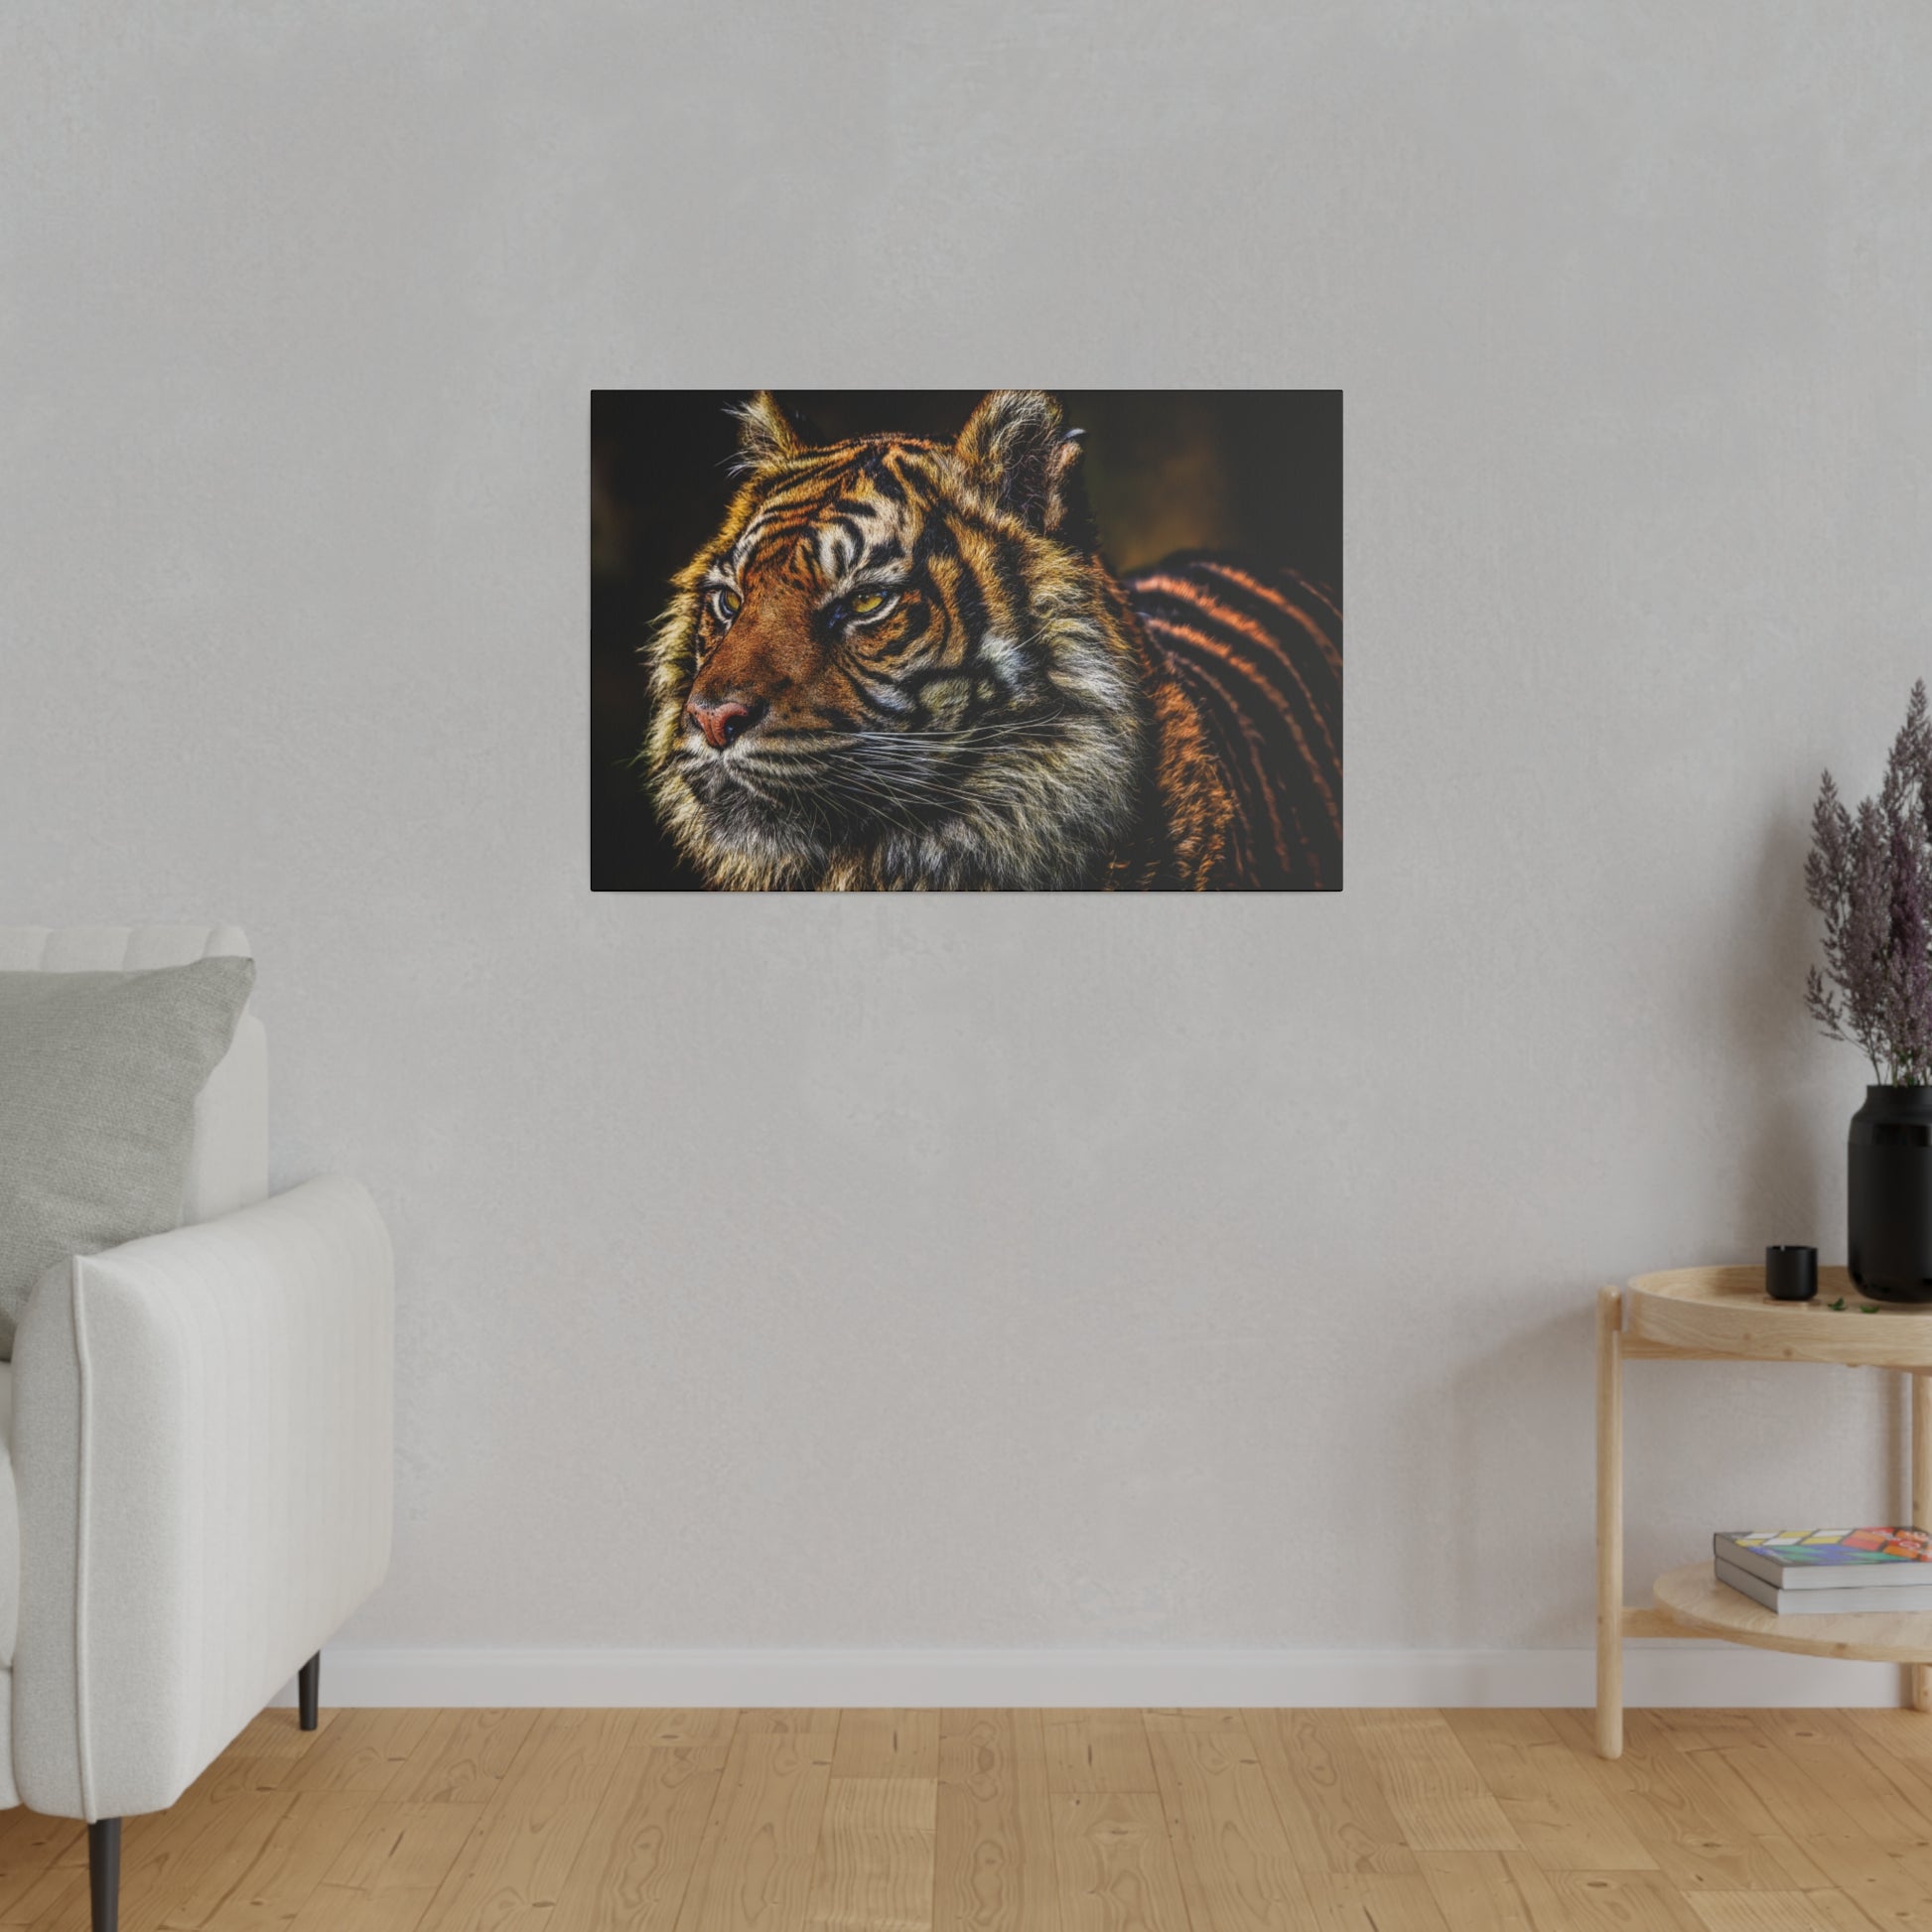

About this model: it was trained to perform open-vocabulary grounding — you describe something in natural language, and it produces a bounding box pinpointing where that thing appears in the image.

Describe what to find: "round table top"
[1625,1265,1932,1367]
[1653,1561,1932,1663]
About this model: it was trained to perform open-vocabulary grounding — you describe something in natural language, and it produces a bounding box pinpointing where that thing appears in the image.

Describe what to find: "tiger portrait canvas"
[590,391,1341,892]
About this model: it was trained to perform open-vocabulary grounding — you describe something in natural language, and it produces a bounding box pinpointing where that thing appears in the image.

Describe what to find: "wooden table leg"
[1597,1286,1624,1758]
[1914,1370,1932,1715]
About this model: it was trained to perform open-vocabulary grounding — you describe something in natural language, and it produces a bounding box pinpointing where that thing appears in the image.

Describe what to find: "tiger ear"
[730,391,803,468]
[955,390,1092,543]
[1041,428,1096,550]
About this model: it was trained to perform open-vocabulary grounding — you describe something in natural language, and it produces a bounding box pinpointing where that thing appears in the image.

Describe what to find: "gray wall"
[5,1,1930,1657]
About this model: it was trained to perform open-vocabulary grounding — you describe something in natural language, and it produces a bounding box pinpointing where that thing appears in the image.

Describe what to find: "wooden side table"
[1596,1266,1932,1758]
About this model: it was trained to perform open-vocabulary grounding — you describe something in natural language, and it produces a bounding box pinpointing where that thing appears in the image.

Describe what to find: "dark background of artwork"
[590,391,1342,891]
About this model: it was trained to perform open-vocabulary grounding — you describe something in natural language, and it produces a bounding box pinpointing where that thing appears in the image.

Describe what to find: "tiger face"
[643,391,1150,891]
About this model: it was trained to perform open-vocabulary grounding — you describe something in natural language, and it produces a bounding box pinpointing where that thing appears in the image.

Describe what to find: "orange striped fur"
[641,392,1341,890]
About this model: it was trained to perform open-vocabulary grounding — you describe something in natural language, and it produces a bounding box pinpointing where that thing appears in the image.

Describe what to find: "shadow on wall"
[1415,812,1892,1652]
[1443,1301,1594,1648]
[1726,809,1831,1250]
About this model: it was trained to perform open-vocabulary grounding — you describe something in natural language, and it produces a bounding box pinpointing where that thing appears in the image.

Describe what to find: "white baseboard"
[273,1643,1914,1710]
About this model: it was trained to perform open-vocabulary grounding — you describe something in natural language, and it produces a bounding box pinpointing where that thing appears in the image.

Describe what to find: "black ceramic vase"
[1849,1085,1932,1303]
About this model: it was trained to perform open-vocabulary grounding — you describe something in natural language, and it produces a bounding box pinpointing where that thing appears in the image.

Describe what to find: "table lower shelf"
[1649,1562,1932,1664]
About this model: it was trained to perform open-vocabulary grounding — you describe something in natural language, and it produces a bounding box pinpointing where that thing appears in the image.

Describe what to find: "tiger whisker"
[770,761,929,842]
[759,719,1072,745]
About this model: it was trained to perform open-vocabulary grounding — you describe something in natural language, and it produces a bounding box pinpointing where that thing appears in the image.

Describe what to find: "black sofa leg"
[298,1651,321,1731]
[89,1818,120,1932]
[84,1658,317,1930]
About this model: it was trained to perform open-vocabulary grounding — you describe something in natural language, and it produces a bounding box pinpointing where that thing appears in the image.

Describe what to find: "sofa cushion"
[0,959,255,1357]
[0,928,267,1230]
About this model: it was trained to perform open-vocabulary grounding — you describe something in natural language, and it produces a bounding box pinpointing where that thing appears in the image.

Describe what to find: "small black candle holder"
[1765,1245,1818,1302]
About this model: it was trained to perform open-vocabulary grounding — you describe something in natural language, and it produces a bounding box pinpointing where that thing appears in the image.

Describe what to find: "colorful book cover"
[1721,1528,1932,1567]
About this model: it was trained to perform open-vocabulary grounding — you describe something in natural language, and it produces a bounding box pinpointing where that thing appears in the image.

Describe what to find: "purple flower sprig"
[1806,681,1932,1085]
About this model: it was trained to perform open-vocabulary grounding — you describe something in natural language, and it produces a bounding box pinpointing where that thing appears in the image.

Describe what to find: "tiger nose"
[687,697,764,752]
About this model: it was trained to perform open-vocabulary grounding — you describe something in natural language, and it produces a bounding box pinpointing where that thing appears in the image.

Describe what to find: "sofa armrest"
[10,1175,393,1820]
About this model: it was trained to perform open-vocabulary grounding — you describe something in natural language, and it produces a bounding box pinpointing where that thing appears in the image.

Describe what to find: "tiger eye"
[848,592,887,616]
[711,588,742,622]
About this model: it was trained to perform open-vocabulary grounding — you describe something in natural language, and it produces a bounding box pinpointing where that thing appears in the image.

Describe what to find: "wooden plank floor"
[7,1707,1932,1928]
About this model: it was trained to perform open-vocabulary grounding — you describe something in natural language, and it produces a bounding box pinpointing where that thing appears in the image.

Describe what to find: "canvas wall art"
[591,391,1341,892]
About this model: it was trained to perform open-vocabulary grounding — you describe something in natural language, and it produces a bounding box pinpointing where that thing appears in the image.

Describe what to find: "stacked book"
[1716,1528,1932,1613]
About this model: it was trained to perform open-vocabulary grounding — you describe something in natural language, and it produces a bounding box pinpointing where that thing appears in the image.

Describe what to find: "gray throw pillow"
[0,956,256,1356]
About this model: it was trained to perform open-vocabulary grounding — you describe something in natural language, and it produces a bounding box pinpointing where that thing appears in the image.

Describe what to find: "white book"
[1716,1557,1932,1616]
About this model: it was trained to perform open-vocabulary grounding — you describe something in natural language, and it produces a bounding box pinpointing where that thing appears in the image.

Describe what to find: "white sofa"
[0,925,393,1932]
